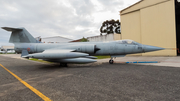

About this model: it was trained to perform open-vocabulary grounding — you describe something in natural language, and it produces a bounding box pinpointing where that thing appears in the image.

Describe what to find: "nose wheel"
[109,59,114,64]
[109,57,116,64]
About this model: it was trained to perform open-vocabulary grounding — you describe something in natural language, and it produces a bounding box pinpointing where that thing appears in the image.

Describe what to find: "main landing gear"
[60,63,68,67]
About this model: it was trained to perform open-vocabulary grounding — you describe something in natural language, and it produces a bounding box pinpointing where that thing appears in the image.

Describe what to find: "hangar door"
[175,0,180,55]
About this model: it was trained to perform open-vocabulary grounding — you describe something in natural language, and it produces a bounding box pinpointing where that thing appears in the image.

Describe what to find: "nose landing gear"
[109,59,114,64]
[109,57,116,64]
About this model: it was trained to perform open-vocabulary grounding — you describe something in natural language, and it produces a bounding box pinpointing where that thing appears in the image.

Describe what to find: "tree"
[80,37,89,42]
[100,19,121,35]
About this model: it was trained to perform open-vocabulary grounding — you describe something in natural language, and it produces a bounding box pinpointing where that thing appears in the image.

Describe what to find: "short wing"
[22,49,89,59]
[42,49,75,53]
[44,58,97,63]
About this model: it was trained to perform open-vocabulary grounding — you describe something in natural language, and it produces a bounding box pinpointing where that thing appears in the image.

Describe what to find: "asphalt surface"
[0,55,180,101]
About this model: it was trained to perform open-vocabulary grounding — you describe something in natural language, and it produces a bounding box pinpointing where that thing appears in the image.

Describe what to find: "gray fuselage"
[14,40,144,56]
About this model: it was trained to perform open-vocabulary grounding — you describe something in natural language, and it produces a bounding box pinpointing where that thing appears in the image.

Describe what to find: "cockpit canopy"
[116,39,140,45]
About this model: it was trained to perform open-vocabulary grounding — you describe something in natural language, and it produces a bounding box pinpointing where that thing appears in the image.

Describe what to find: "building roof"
[120,0,143,13]
[120,0,169,15]
[42,36,73,40]
[70,39,82,42]
[87,33,114,39]
[1,46,14,49]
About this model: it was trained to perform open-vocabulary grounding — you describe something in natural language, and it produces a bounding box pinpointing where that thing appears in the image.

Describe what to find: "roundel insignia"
[27,48,30,51]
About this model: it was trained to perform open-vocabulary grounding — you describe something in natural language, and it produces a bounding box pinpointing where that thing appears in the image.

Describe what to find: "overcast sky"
[0,0,140,46]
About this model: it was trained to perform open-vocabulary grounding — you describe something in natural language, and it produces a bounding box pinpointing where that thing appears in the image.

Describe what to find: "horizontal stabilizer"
[2,27,23,32]
[21,50,29,58]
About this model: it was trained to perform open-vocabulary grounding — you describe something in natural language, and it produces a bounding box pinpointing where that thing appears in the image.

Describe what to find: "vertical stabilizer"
[2,27,37,43]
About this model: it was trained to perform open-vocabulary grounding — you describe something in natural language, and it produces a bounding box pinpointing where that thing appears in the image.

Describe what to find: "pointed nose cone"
[143,45,165,52]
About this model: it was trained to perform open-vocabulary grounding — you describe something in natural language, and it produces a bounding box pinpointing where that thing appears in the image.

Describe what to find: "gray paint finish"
[2,27,164,64]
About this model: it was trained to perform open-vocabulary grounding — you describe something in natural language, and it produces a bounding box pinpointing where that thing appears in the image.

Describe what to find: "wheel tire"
[109,60,114,64]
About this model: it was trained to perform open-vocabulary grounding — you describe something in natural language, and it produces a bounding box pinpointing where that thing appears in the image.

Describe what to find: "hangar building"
[41,36,73,43]
[120,0,180,56]
[1,46,14,52]
[87,34,121,42]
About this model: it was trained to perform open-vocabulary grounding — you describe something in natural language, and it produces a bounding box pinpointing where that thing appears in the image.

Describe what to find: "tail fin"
[2,27,39,43]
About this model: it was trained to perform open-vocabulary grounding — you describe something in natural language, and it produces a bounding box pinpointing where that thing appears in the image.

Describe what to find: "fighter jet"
[2,27,164,66]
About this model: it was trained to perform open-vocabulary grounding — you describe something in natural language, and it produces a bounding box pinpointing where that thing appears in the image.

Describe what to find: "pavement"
[98,56,180,68]
[2,54,180,67]
[0,54,180,101]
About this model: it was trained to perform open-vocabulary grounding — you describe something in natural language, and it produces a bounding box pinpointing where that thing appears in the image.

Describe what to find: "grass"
[95,56,111,59]
[29,58,52,63]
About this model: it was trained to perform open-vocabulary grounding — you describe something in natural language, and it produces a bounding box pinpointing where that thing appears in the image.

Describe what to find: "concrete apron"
[97,57,180,68]
[1,54,180,68]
